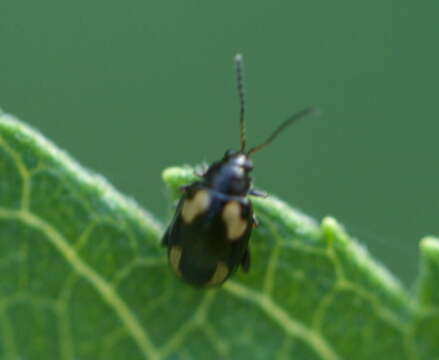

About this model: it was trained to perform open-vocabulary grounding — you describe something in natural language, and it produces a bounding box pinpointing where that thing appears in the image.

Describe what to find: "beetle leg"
[252,214,259,227]
[241,249,251,272]
[180,184,191,192]
[249,188,267,198]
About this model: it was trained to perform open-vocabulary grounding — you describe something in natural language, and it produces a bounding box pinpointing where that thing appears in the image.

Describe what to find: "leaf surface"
[0,111,438,359]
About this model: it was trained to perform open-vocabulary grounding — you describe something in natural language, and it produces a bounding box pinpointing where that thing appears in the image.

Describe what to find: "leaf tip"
[417,236,439,308]
[162,166,180,183]
[162,166,197,185]
[321,216,349,245]
[420,236,439,257]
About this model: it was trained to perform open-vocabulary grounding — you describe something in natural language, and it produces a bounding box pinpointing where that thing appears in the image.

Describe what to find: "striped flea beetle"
[162,54,315,287]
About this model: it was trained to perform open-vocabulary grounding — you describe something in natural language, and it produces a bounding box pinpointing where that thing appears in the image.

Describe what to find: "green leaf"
[0,110,438,359]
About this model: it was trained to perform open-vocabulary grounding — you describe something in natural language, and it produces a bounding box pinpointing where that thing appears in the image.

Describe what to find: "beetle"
[162,54,315,287]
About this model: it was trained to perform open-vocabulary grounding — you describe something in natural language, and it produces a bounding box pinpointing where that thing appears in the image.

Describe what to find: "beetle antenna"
[247,107,318,155]
[235,54,246,152]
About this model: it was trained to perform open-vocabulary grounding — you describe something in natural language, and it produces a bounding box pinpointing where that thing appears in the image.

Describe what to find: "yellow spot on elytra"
[207,262,229,286]
[169,246,183,277]
[222,201,247,240]
[181,190,210,224]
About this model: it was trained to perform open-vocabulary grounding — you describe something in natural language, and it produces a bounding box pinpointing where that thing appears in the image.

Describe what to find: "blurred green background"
[1,1,438,287]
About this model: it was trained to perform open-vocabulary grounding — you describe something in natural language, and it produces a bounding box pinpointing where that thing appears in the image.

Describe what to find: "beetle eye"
[242,160,254,171]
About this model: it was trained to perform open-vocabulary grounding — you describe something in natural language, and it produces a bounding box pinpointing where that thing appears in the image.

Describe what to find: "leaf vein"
[0,208,160,360]
[0,136,31,210]
[224,281,340,360]
[0,305,18,360]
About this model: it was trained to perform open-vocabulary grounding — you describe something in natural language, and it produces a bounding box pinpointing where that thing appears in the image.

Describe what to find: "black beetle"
[162,54,315,287]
